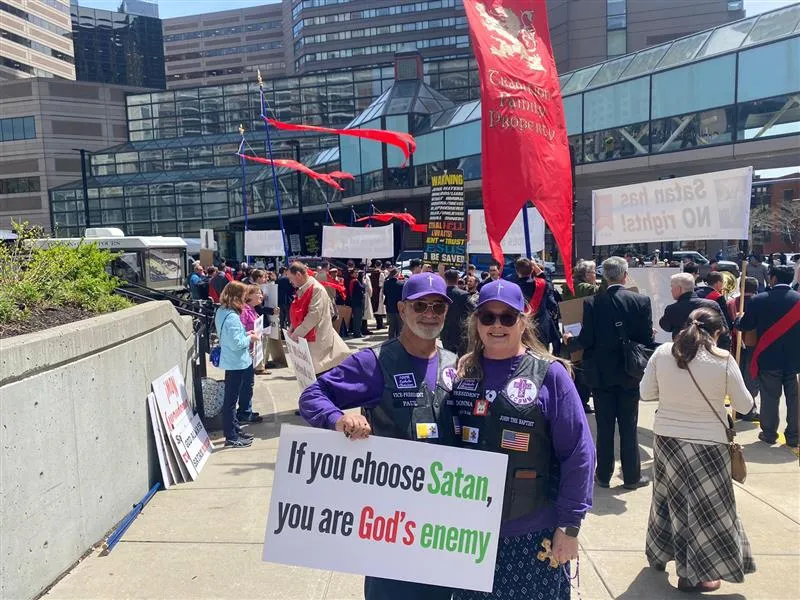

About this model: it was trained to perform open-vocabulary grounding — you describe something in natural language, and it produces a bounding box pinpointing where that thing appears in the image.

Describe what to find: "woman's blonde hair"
[246,283,262,299]
[457,311,570,379]
[219,280,248,312]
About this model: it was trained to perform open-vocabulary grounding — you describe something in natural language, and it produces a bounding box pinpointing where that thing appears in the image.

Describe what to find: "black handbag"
[609,295,653,381]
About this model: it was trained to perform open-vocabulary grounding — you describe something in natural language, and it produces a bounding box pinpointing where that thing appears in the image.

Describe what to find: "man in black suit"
[660,272,726,339]
[277,267,295,331]
[441,269,475,356]
[566,256,653,490]
[738,265,800,447]
[383,268,404,339]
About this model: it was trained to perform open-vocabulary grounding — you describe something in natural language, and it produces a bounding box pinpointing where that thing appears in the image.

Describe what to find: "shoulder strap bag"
[210,312,232,367]
[608,293,653,381]
[686,358,747,484]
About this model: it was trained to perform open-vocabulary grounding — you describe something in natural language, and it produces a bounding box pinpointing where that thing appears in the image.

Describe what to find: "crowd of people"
[198,249,799,597]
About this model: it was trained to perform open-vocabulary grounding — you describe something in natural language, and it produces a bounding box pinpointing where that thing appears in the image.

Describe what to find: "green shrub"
[0,221,132,325]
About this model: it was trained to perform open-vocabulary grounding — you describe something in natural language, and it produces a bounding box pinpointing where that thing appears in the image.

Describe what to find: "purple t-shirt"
[299,347,439,430]
[480,356,595,535]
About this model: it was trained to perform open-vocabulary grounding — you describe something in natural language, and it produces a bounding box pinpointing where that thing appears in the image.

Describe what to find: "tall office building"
[548,0,745,72]
[162,3,286,89]
[0,0,76,81]
[70,2,166,88]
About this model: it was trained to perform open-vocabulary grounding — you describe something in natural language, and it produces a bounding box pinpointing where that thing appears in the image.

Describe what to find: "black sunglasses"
[410,301,447,315]
[477,310,520,327]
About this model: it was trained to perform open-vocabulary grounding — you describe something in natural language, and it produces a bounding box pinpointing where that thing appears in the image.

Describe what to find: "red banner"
[464,0,573,290]
[237,154,345,191]
[263,118,417,167]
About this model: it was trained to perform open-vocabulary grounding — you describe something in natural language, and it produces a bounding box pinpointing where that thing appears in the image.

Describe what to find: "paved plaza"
[43,333,800,600]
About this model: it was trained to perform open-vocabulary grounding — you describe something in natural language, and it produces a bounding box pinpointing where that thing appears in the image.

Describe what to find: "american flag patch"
[452,417,462,434]
[501,429,530,452]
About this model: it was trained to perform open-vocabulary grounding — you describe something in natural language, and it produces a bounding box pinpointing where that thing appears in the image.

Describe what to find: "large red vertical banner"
[464,0,574,290]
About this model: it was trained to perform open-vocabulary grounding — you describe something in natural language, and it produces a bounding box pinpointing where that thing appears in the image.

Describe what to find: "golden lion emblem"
[475,2,544,71]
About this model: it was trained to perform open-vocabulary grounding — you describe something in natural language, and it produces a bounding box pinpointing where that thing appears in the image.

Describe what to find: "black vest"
[364,339,458,445]
[448,353,557,522]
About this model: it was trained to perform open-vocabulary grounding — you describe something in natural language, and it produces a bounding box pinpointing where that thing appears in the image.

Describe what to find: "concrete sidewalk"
[44,332,800,600]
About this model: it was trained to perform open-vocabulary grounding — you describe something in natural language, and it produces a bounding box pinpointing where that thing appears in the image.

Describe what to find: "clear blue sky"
[74,0,796,20]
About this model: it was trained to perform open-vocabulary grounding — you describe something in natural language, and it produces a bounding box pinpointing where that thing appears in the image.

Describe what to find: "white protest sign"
[253,315,265,367]
[151,366,213,480]
[629,267,680,343]
[592,166,753,246]
[200,228,214,250]
[322,225,394,259]
[263,425,506,592]
[467,208,545,254]
[147,393,176,488]
[245,230,286,256]
[283,329,317,390]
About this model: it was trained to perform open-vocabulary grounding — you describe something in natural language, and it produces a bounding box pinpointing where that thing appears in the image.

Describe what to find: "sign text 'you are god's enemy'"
[263,425,507,592]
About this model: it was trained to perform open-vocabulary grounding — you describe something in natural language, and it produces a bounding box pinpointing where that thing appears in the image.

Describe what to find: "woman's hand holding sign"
[335,413,371,439]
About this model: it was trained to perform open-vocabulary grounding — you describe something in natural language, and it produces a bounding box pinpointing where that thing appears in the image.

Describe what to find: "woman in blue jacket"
[215,281,261,448]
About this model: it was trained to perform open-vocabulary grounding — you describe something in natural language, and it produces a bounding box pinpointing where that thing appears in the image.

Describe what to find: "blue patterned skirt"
[453,529,571,600]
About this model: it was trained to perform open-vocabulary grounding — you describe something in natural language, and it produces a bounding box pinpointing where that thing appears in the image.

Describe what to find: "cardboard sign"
[321,225,394,259]
[245,230,286,257]
[147,392,178,488]
[200,228,214,250]
[628,267,680,343]
[263,425,507,592]
[424,170,466,268]
[253,315,265,367]
[151,366,213,481]
[559,296,585,361]
[467,208,545,255]
[283,329,317,390]
[592,166,753,246]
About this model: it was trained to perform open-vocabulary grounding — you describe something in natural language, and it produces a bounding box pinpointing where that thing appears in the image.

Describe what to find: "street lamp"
[72,148,92,229]
[286,139,305,255]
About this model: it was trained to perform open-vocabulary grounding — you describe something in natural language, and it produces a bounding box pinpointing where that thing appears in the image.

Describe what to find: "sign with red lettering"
[151,366,213,482]
[423,170,466,269]
[262,424,507,592]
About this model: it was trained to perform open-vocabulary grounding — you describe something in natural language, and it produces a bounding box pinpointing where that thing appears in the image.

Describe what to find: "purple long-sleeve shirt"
[299,348,439,430]
[479,357,595,534]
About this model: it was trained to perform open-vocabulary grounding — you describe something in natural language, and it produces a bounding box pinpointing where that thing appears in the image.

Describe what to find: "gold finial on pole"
[257,69,263,87]
[239,124,245,136]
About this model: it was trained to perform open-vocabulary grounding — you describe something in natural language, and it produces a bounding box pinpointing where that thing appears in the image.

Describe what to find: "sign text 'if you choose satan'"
[263,424,507,592]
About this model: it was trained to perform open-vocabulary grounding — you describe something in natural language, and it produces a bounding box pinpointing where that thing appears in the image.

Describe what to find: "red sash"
[529,277,547,315]
[750,301,800,378]
[706,290,722,302]
[290,286,316,342]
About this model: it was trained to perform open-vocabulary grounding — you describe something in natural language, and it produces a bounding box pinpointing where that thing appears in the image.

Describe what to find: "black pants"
[351,305,364,337]
[364,577,451,600]
[758,370,799,445]
[594,385,641,484]
[574,363,592,408]
[740,347,760,399]
[279,303,290,331]
[387,313,402,338]
[375,314,384,329]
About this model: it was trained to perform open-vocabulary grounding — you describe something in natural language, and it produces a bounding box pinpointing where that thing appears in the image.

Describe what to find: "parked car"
[666,250,740,277]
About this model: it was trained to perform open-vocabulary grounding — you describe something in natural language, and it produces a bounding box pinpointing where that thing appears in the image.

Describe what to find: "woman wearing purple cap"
[299,272,460,600]
[449,279,595,600]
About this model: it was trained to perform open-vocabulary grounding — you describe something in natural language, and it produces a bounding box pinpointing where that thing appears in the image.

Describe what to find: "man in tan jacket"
[287,262,351,375]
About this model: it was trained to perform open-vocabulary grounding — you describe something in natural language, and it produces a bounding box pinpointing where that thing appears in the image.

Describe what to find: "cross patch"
[505,377,537,406]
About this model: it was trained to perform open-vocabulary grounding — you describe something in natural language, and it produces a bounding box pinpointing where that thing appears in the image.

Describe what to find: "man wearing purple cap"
[299,273,459,600]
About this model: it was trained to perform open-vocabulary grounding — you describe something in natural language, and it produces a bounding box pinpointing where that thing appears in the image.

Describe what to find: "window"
[607,30,626,56]
[0,176,41,194]
[0,116,36,142]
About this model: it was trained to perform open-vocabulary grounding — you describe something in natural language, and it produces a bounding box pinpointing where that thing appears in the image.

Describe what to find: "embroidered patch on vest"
[501,429,530,452]
[505,378,537,406]
[485,390,498,402]
[393,373,417,389]
[452,416,462,434]
[462,426,479,444]
[473,399,489,417]
[441,367,457,391]
[457,378,480,392]
[415,423,439,439]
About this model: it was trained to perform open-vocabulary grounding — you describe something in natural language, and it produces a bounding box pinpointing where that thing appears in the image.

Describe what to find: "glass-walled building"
[49,6,800,258]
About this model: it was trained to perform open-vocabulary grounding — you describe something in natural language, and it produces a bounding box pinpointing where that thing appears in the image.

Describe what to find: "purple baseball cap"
[401,273,452,303]
[476,279,525,312]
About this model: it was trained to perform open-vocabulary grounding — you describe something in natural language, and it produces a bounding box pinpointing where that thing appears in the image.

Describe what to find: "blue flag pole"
[522,201,532,260]
[238,130,251,263]
[257,70,290,260]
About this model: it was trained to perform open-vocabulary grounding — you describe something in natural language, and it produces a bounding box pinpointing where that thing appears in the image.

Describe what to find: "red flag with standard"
[464,0,574,290]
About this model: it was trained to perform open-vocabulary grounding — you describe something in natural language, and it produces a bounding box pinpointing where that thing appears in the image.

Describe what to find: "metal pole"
[239,129,251,264]
[522,202,532,259]
[293,141,305,255]
[78,148,91,229]
[258,72,290,260]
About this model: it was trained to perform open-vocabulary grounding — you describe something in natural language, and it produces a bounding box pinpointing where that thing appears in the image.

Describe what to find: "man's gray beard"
[404,319,444,340]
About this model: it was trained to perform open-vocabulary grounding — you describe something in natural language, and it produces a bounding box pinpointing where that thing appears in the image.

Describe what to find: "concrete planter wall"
[0,302,195,600]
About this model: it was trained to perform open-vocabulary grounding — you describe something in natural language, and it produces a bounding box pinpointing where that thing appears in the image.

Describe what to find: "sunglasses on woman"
[477,310,520,327]
[410,301,448,315]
